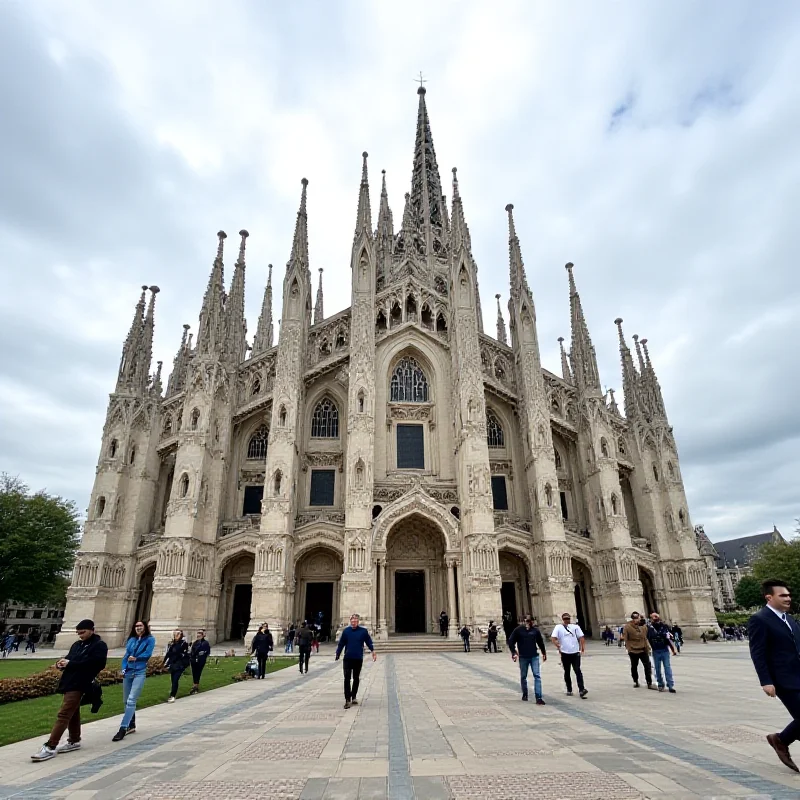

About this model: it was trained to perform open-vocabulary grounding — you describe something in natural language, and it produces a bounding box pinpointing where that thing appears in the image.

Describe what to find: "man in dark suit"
[748,578,800,772]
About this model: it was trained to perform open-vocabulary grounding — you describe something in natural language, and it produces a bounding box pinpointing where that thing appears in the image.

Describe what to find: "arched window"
[109,439,118,459]
[95,496,106,518]
[486,411,504,448]
[129,446,136,466]
[190,408,200,431]
[311,397,339,438]
[390,357,429,403]
[247,425,269,460]
[179,474,189,498]
[251,378,261,397]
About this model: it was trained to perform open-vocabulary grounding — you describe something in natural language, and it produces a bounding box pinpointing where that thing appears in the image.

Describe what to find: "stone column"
[446,559,458,636]
[378,559,388,640]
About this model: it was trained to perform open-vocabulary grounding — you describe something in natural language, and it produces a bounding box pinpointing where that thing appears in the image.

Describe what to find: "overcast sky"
[0,2,797,543]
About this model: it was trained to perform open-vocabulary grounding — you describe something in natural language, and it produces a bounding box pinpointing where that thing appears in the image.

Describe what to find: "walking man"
[484,620,499,653]
[508,615,547,704]
[31,619,108,761]
[551,612,588,698]
[296,620,313,674]
[459,623,471,652]
[335,614,376,709]
[648,612,677,693]
[748,579,800,772]
[439,610,449,636]
[622,612,656,689]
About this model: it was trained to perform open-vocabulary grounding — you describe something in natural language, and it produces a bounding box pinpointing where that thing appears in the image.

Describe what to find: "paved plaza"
[1,641,799,799]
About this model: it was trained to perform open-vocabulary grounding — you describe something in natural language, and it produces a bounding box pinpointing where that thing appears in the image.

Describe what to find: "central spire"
[409,86,443,231]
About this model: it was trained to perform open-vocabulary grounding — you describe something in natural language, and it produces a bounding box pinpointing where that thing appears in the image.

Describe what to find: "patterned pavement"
[1,641,799,798]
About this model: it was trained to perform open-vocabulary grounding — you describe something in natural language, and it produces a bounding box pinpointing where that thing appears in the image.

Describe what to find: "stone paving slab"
[4,642,800,798]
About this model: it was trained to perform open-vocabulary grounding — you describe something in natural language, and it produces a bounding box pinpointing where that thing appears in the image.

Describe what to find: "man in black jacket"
[508,615,547,704]
[296,621,314,674]
[749,579,800,772]
[31,619,108,762]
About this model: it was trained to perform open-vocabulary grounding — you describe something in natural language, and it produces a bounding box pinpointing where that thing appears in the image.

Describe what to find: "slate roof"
[714,528,784,568]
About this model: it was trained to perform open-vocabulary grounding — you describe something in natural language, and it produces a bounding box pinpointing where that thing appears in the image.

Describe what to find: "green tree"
[751,539,800,614]
[0,474,80,613]
[733,575,763,610]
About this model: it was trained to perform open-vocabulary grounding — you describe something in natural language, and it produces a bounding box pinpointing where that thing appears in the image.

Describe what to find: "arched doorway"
[218,553,254,641]
[571,559,596,637]
[385,514,447,634]
[294,548,343,640]
[639,567,657,616]
[134,564,155,623]
[499,551,530,629]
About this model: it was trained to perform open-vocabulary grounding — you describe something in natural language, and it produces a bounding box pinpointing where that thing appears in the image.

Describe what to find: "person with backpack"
[164,629,190,702]
[551,612,588,698]
[250,623,274,679]
[189,629,211,694]
[648,612,677,693]
[31,619,108,762]
[459,624,471,652]
[113,620,155,741]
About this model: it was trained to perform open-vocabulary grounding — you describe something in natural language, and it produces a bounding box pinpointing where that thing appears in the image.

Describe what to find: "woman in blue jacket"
[113,620,155,742]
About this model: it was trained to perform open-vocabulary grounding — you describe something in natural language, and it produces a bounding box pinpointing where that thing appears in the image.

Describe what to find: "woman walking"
[250,624,273,679]
[164,629,190,703]
[189,630,211,694]
[113,620,155,742]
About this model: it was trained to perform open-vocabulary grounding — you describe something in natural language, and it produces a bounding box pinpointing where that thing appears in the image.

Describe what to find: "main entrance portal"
[395,571,426,632]
[304,581,334,641]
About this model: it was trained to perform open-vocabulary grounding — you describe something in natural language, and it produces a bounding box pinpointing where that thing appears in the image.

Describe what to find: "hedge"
[0,657,169,705]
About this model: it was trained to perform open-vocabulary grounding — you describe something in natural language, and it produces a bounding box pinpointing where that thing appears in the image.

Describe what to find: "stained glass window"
[247,425,269,460]
[486,411,504,448]
[390,357,428,403]
[311,398,339,438]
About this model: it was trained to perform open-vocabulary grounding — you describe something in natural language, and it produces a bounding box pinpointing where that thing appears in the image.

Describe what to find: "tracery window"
[247,425,269,460]
[390,357,428,403]
[486,411,504,448]
[311,397,339,438]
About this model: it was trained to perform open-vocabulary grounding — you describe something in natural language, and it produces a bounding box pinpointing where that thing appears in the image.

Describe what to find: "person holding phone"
[551,612,588,698]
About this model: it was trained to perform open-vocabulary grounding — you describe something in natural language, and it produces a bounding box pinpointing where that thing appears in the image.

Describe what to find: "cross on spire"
[415,71,427,90]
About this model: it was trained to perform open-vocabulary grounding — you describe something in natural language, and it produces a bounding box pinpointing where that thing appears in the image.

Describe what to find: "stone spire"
[505,204,532,303]
[615,318,640,419]
[167,324,191,396]
[225,230,248,364]
[287,179,309,275]
[566,262,601,395]
[140,285,159,390]
[354,151,372,238]
[496,295,508,344]
[558,337,572,382]
[314,268,324,324]
[450,167,483,332]
[253,264,274,354]
[633,333,646,373]
[640,337,667,420]
[116,285,147,393]
[196,231,227,356]
[408,86,444,232]
[376,170,394,282]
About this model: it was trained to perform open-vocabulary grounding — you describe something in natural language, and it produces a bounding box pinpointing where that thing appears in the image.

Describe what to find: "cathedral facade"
[58,88,717,648]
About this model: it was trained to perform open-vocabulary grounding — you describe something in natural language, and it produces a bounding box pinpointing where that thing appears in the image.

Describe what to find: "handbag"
[80,680,104,713]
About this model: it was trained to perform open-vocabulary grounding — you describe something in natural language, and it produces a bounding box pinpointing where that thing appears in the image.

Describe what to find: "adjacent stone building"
[58,88,717,648]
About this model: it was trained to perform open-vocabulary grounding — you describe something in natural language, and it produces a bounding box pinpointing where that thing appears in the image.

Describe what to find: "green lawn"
[0,657,292,747]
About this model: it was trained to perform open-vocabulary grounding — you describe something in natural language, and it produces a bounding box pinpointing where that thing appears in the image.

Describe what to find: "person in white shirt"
[551,612,588,698]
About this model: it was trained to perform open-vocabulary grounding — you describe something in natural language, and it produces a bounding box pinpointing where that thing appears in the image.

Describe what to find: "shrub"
[231,672,253,683]
[0,658,169,705]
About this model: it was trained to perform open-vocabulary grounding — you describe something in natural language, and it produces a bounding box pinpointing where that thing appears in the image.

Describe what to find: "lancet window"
[390,357,428,403]
[486,411,504,448]
[311,397,339,438]
[247,425,269,460]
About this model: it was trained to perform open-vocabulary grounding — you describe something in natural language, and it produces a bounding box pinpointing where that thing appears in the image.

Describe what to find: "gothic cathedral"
[58,88,717,648]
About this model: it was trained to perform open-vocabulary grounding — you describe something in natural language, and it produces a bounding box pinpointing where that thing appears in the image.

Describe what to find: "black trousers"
[343,657,363,701]
[169,668,184,697]
[628,651,652,685]
[777,688,800,745]
[256,653,268,679]
[560,652,585,692]
[462,638,470,652]
[191,661,205,684]
[298,646,311,672]
[486,638,498,653]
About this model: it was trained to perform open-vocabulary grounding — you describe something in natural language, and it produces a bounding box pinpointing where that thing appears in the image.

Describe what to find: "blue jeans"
[121,671,146,729]
[652,649,674,688]
[285,640,294,653]
[518,656,542,699]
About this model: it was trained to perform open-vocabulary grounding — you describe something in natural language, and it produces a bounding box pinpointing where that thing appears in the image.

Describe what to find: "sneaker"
[126,726,136,735]
[579,689,588,699]
[167,696,176,703]
[344,701,351,709]
[536,698,546,706]
[189,686,198,695]
[521,694,528,701]
[668,688,677,694]
[55,741,81,754]
[566,691,573,696]
[351,699,359,705]
[31,744,57,762]
[633,681,639,688]
[112,728,127,742]
[658,686,665,692]
[647,684,657,691]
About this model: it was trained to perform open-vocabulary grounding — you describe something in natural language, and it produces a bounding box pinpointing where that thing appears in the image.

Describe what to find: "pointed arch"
[247,424,269,460]
[372,488,459,551]
[486,409,505,448]
[95,496,106,518]
[311,397,339,438]
[390,356,429,403]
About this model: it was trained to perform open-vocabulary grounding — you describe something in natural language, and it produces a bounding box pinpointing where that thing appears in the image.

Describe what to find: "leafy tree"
[751,539,800,614]
[0,474,80,613]
[733,575,763,610]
